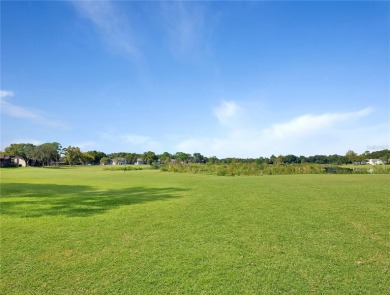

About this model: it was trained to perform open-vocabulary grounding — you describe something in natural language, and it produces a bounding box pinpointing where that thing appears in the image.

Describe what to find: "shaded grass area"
[1,183,184,218]
[1,167,389,294]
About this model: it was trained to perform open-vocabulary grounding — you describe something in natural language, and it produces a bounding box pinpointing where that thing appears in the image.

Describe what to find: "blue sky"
[1,0,389,158]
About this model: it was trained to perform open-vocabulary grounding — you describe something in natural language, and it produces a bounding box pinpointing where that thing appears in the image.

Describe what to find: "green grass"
[1,166,389,294]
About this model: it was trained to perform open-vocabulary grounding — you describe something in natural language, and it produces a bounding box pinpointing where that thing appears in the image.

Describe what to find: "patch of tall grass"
[161,163,390,176]
[102,165,149,171]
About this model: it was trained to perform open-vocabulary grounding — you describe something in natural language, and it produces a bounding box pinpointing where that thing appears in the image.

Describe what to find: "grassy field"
[1,166,389,294]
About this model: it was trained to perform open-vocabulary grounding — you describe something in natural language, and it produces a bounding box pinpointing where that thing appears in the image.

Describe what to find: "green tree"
[4,143,36,166]
[81,152,94,165]
[86,150,107,164]
[346,150,357,163]
[208,156,218,164]
[100,156,110,165]
[175,152,190,163]
[284,154,297,164]
[142,151,158,165]
[275,155,284,166]
[124,153,139,165]
[64,146,82,166]
[49,142,63,164]
[34,143,60,166]
[160,152,173,164]
[192,153,205,164]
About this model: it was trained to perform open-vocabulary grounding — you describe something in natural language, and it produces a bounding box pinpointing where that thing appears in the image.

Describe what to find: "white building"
[367,159,384,165]
[135,158,144,165]
[12,156,27,167]
[112,158,126,165]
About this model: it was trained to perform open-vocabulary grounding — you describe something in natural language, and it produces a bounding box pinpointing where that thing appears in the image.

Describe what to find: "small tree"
[100,156,110,165]
[208,156,218,164]
[81,152,94,165]
[275,155,285,165]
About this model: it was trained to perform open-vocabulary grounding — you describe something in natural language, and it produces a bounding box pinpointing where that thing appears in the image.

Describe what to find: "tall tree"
[142,151,158,165]
[34,143,59,166]
[81,152,94,165]
[125,153,139,165]
[4,143,36,166]
[345,150,357,163]
[284,154,297,164]
[192,153,205,164]
[175,152,190,163]
[160,152,173,164]
[86,150,107,164]
[64,146,82,166]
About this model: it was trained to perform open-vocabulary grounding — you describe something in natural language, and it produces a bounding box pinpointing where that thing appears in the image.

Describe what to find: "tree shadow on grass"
[0,183,187,218]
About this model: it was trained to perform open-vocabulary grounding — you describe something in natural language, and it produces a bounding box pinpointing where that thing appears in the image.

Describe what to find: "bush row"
[160,163,390,176]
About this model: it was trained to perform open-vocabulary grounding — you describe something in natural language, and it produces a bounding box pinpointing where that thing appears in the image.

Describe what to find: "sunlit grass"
[1,167,389,293]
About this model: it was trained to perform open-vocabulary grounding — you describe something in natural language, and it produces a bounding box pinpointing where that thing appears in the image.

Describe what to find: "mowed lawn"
[1,167,389,294]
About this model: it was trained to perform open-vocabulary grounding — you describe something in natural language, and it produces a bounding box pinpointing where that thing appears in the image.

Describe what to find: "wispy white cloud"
[0,90,14,98]
[160,1,211,60]
[100,132,161,152]
[1,98,42,121]
[122,134,156,146]
[177,105,379,158]
[71,0,142,62]
[213,100,241,125]
[263,107,373,139]
[0,90,68,128]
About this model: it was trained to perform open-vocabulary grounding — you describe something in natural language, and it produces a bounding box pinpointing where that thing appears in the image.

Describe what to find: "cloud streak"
[160,1,211,60]
[0,90,68,128]
[71,0,141,62]
[122,134,160,148]
[0,90,14,98]
[263,108,373,139]
[100,132,161,152]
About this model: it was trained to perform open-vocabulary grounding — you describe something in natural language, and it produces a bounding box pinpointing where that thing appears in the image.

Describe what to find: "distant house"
[135,158,144,165]
[13,157,27,167]
[0,155,27,167]
[367,159,384,165]
[112,158,126,165]
[0,154,12,167]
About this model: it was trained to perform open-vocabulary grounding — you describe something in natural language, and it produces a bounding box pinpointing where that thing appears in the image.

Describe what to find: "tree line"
[1,142,389,167]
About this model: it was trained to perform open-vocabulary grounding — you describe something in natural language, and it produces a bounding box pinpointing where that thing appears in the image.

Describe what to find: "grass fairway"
[1,167,389,294]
